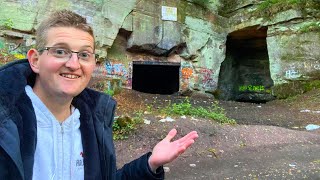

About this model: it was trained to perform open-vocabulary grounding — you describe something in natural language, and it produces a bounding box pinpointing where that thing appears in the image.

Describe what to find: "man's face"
[30,27,96,99]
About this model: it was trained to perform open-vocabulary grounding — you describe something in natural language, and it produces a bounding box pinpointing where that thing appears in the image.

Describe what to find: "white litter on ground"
[305,124,320,131]
[143,119,151,125]
[159,117,175,122]
[300,109,311,113]
[163,167,170,172]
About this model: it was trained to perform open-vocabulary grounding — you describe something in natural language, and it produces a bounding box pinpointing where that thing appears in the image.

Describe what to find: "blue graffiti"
[105,62,127,77]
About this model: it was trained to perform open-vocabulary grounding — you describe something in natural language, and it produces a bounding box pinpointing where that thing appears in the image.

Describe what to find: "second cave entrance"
[218,26,274,103]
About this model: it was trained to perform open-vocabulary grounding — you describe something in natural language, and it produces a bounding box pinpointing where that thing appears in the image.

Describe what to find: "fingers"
[164,128,177,141]
[165,129,199,148]
[176,131,198,145]
[177,139,195,154]
[175,131,198,154]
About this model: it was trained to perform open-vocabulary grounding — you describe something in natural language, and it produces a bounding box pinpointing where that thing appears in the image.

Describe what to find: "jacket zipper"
[60,123,64,180]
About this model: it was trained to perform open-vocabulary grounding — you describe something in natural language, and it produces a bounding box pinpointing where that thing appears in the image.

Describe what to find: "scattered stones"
[289,162,297,168]
[300,109,311,113]
[191,117,198,121]
[300,110,320,114]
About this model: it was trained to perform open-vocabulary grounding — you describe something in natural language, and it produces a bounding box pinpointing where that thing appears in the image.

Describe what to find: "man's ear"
[27,49,40,73]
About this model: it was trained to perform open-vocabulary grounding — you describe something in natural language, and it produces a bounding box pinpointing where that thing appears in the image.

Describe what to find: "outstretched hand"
[148,129,198,172]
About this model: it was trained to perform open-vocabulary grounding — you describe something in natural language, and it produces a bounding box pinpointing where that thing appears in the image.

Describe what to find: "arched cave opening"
[218,26,274,103]
[132,61,180,95]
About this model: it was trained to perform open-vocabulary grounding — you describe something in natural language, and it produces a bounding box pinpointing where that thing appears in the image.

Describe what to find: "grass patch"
[104,89,115,96]
[112,111,144,140]
[159,98,236,124]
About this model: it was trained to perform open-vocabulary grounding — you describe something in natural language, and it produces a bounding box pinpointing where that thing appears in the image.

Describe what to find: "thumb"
[164,129,177,141]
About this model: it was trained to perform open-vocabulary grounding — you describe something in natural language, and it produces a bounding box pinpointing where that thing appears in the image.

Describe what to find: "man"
[0,10,198,179]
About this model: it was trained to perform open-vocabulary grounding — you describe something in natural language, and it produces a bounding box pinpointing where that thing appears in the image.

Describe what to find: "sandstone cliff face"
[1,0,319,100]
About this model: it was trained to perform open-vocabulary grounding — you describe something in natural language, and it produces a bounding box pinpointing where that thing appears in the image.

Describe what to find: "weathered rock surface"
[1,0,319,100]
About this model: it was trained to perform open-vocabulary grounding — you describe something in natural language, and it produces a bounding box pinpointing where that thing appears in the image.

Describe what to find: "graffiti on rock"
[180,62,193,91]
[92,64,107,77]
[239,85,266,92]
[200,68,216,90]
[285,69,300,79]
[284,61,320,79]
[92,61,131,88]
[105,62,128,78]
[126,62,133,88]
[181,67,193,79]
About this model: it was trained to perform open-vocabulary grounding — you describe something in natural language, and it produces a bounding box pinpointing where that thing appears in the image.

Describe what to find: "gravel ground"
[113,89,320,179]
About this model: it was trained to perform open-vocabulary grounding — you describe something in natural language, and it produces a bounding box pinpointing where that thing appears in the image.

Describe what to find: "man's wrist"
[148,154,159,173]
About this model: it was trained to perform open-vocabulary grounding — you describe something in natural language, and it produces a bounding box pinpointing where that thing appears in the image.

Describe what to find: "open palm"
[148,129,198,171]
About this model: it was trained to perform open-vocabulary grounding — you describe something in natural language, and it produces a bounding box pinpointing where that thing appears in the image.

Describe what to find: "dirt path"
[113,89,320,179]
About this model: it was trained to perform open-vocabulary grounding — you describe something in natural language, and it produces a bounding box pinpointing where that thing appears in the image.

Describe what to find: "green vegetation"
[159,98,236,124]
[0,46,25,66]
[272,80,320,99]
[217,0,236,17]
[220,0,319,18]
[299,22,320,33]
[2,18,14,30]
[112,96,235,141]
[256,0,305,12]
[313,160,320,164]
[89,79,121,96]
[253,0,309,18]
[112,111,144,140]
[104,89,115,96]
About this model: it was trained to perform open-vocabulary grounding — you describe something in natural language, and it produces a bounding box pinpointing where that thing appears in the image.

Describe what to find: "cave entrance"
[218,26,274,103]
[132,61,180,94]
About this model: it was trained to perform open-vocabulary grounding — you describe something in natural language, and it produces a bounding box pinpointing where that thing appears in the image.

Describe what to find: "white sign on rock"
[161,6,177,21]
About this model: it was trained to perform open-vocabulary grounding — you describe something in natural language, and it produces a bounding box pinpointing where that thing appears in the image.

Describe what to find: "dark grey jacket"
[0,60,164,180]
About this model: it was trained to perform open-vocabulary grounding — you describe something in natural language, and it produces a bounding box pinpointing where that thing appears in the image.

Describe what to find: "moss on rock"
[252,0,320,19]
[272,79,320,99]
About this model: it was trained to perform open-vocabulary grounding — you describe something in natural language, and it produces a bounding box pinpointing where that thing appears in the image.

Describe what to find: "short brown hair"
[36,10,94,49]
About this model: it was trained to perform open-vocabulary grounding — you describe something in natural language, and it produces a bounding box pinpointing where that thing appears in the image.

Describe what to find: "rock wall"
[1,0,319,99]
[0,0,227,95]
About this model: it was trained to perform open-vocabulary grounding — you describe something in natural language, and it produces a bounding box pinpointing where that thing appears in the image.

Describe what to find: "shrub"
[112,111,144,140]
[0,48,18,66]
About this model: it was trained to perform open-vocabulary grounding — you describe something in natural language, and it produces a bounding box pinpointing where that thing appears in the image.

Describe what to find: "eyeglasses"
[38,47,98,64]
